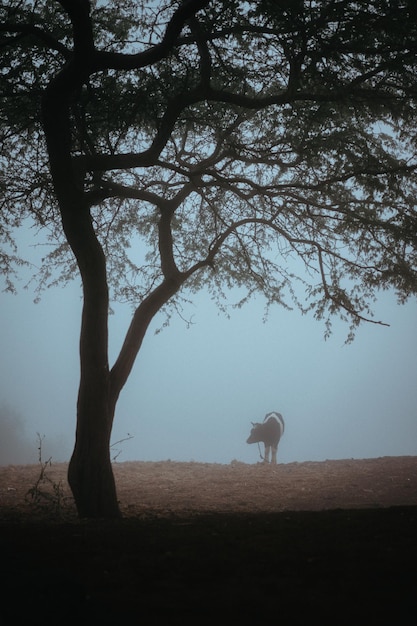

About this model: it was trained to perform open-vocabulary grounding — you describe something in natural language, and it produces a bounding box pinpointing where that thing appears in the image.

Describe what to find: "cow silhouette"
[246,412,285,464]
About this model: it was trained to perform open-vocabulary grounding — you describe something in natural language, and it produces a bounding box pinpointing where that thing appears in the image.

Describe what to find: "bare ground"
[1,457,416,625]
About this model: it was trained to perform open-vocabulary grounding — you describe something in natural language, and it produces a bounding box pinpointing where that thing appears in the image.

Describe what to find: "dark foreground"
[1,505,416,626]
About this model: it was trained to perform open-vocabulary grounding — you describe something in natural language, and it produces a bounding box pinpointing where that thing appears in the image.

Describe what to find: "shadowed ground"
[1,457,416,625]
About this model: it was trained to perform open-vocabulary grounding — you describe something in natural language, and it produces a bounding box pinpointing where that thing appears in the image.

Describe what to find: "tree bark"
[68,400,120,519]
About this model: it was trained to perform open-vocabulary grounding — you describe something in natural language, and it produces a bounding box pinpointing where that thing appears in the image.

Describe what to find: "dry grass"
[1,455,416,521]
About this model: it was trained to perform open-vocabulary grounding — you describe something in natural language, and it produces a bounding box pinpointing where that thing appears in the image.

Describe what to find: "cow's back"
[263,413,284,446]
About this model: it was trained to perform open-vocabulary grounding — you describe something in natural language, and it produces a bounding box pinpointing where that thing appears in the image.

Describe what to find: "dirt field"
[1,456,416,625]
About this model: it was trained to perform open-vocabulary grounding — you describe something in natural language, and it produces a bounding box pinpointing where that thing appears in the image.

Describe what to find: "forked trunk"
[67,276,185,519]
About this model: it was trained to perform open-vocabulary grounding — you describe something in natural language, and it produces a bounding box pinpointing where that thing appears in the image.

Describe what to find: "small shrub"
[25,434,72,518]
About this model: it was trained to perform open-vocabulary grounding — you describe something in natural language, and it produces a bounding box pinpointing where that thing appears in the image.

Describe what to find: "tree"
[1,0,417,518]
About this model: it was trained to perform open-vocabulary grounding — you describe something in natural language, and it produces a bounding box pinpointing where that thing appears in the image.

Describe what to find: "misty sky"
[1,260,416,466]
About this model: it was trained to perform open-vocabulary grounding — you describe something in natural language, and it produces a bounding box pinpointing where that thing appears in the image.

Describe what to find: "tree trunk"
[63,207,123,518]
[68,389,120,519]
[67,283,122,517]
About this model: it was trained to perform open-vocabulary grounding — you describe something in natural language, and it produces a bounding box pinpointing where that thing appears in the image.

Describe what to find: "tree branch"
[93,0,210,71]
[0,22,70,58]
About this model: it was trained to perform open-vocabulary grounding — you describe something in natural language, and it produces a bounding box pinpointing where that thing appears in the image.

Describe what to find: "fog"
[1,271,416,466]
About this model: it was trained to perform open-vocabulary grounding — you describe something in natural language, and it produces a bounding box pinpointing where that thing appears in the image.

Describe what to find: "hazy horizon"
[1,273,416,467]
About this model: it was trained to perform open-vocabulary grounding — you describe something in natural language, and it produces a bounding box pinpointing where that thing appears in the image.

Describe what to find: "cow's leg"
[271,446,277,464]
[264,445,271,463]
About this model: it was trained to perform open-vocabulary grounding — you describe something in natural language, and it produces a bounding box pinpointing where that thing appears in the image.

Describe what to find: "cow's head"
[246,422,262,444]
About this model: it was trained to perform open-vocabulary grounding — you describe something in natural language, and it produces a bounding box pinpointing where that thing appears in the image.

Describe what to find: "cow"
[246,411,285,464]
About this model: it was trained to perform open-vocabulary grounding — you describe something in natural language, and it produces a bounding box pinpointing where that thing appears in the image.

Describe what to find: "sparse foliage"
[1,0,417,517]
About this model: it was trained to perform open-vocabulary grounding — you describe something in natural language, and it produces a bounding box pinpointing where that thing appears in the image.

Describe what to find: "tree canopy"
[1,0,417,517]
[2,0,417,328]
